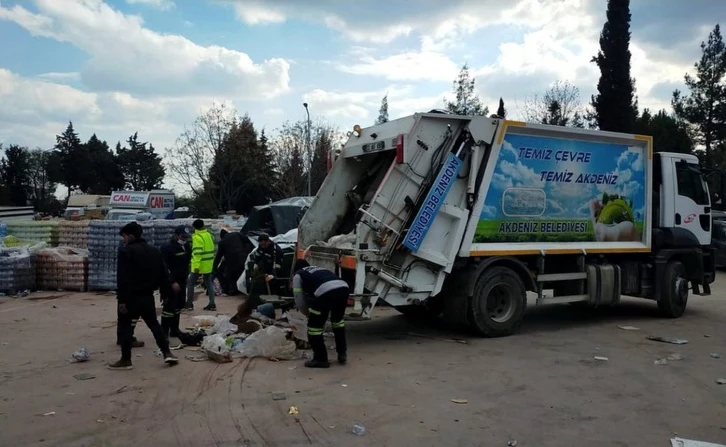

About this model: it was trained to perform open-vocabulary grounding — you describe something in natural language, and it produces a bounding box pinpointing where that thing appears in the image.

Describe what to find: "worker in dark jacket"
[246,233,283,311]
[116,240,143,348]
[160,225,192,342]
[292,259,349,368]
[109,222,179,370]
[213,229,253,295]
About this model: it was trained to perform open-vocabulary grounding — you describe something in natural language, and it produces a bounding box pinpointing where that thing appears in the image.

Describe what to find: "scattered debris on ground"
[594,356,609,362]
[73,373,96,381]
[451,398,468,404]
[618,325,640,331]
[70,346,89,362]
[647,336,688,345]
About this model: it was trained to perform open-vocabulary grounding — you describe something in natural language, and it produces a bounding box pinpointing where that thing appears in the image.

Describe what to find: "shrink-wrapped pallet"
[36,247,89,292]
[6,221,59,246]
[58,221,90,249]
[87,220,155,291]
[0,247,36,293]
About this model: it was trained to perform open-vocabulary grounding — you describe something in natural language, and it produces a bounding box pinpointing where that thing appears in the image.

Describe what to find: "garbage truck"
[296,113,718,336]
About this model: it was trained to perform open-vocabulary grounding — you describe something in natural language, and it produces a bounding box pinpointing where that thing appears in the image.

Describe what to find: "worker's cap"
[174,225,191,239]
[119,222,143,238]
[257,232,271,242]
[192,219,205,230]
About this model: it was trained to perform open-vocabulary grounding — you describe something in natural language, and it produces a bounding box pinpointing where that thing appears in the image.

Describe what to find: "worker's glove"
[265,275,274,282]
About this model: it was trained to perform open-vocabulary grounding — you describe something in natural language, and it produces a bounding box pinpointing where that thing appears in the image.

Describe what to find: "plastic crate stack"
[58,221,90,249]
[35,247,89,292]
[0,247,36,294]
[6,221,59,246]
[87,221,155,291]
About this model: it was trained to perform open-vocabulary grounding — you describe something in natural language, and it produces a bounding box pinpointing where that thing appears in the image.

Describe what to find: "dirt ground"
[1,276,725,447]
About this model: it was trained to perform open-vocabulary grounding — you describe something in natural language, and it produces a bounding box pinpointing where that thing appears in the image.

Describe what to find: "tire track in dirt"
[238,358,268,445]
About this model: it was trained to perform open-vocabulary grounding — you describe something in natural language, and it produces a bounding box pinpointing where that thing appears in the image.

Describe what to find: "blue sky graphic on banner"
[475,133,646,243]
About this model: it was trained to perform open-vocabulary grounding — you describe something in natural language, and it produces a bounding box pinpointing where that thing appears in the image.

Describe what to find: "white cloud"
[0,0,291,99]
[126,0,174,10]
[337,50,460,82]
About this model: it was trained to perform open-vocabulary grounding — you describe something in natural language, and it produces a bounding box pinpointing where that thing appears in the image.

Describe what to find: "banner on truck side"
[475,133,646,244]
[403,152,463,252]
[110,192,149,206]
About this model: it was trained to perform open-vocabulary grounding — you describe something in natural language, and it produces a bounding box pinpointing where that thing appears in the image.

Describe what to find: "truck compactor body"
[297,113,717,336]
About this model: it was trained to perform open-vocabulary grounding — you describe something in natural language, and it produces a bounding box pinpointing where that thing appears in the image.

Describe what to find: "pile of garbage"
[58,221,90,249]
[35,247,89,292]
[5,221,59,246]
[187,309,309,363]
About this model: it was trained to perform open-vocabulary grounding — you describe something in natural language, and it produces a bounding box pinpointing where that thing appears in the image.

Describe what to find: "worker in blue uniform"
[291,259,349,368]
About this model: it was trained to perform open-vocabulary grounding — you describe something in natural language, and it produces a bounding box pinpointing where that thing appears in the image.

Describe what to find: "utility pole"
[303,102,312,196]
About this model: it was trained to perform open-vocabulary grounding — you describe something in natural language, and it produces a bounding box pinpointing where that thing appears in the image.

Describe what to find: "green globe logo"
[596,193,634,225]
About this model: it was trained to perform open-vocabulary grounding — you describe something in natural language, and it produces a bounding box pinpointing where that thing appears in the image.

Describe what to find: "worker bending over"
[292,259,349,368]
[246,233,282,318]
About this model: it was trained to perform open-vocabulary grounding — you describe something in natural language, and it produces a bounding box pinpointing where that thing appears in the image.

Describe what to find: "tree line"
[0,123,164,213]
[164,102,339,216]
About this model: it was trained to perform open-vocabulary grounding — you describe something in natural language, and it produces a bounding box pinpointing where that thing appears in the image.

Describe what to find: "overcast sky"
[0,0,723,162]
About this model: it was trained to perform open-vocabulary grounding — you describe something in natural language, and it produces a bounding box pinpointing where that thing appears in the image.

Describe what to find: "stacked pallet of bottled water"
[36,247,89,292]
[87,221,155,291]
[58,220,90,249]
[151,219,193,249]
[87,221,123,291]
[6,221,59,246]
[0,247,36,294]
[0,222,7,239]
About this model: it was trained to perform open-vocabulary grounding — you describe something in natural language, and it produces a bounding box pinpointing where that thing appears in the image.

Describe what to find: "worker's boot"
[333,326,347,364]
[304,334,330,368]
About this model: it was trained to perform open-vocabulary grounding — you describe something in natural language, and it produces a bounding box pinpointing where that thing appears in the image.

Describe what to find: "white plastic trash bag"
[193,315,220,328]
[211,317,237,336]
[236,326,298,360]
[236,269,248,295]
[201,334,229,354]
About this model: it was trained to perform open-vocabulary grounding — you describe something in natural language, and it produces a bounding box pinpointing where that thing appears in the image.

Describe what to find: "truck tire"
[657,261,688,318]
[467,266,527,337]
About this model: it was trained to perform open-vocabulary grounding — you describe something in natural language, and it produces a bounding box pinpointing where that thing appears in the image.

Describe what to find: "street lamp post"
[303,102,312,197]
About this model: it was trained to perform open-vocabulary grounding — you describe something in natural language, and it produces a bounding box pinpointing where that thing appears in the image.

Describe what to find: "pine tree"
[375,95,389,124]
[496,97,506,118]
[116,133,165,190]
[84,134,124,194]
[590,0,638,132]
[52,121,88,198]
[672,24,726,168]
[444,63,488,116]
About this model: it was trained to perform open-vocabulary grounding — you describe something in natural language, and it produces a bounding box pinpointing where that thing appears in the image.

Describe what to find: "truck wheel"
[657,261,688,318]
[468,266,526,337]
